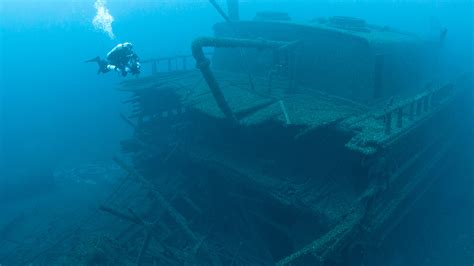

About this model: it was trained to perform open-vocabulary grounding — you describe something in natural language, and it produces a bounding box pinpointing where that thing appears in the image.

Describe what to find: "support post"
[384,112,392,135]
[409,102,415,121]
[396,107,403,128]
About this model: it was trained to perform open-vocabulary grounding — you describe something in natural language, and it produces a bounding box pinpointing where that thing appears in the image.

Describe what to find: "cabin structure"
[212,15,439,102]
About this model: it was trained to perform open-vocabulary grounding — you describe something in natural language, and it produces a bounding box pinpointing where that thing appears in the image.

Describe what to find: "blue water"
[0,1,472,265]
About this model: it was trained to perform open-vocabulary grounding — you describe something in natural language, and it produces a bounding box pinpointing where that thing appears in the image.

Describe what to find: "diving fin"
[85,56,109,74]
[85,56,100,63]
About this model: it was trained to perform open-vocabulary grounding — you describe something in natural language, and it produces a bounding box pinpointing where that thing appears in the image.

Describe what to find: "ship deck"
[119,70,464,156]
[119,70,368,129]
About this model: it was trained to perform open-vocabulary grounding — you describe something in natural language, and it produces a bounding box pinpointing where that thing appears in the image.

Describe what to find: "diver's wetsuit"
[86,42,140,77]
[107,43,133,67]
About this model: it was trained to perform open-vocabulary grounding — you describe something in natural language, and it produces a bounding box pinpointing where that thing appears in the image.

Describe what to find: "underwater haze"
[0,0,473,265]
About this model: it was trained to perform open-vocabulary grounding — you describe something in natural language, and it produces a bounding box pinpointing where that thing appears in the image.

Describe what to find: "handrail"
[378,83,454,135]
[191,36,291,124]
[141,53,212,75]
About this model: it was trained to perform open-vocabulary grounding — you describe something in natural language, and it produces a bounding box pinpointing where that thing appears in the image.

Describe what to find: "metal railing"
[378,83,454,135]
[141,53,213,75]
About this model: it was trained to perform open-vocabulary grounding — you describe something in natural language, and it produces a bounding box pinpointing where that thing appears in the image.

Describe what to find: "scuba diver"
[86,42,140,77]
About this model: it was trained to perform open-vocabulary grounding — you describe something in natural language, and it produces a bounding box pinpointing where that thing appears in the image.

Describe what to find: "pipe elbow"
[191,38,212,69]
[191,37,210,58]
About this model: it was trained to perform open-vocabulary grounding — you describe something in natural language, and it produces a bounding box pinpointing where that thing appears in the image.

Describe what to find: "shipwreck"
[3,1,471,265]
[107,6,472,265]
[112,4,471,266]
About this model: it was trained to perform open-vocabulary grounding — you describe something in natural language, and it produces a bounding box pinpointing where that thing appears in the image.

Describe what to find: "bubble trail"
[93,0,115,39]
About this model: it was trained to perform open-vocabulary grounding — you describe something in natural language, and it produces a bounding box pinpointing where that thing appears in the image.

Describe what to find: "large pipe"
[227,0,239,21]
[191,37,289,123]
[209,0,256,92]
